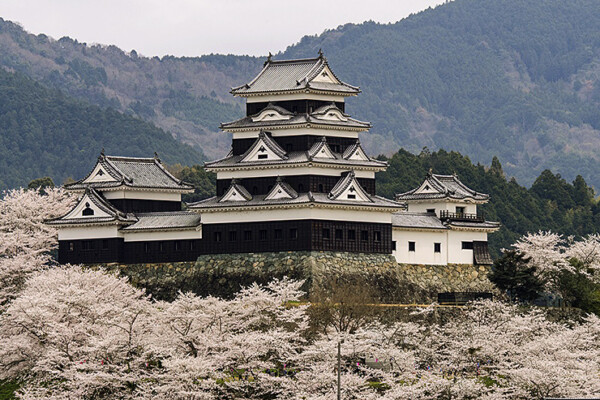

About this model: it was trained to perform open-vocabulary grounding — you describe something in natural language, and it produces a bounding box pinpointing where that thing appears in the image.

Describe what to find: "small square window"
[258,154,268,160]
[392,240,397,251]
[434,243,441,253]
[274,229,283,240]
[374,231,381,243]
[408,241,416,252]
[462,241,474,250]
[214,232,222,242]
[335,229,343,240]
[347,194,356,200]
[456,206,466,214]
[68,242,74,251]
[427,208,435,214]
[259,230,268,241]
[322,228,330,239]
[360,230,368,241]
[229,231,237,241]
[290,228,298,240]
[244,230,252,241]
[348,229,356,241]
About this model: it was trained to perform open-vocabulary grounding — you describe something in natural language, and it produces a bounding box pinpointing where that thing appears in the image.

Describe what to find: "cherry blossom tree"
[0,187,75,308]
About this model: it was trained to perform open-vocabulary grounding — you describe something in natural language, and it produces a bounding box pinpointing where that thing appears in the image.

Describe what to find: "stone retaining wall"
[105,251,494,302]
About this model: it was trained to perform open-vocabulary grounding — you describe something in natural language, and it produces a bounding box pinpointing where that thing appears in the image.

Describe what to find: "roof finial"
[99,148,105,160]
[318,48,324,58]
[428,168,433,176]
[264,52,272,67]
[154,151,159,160]
[276,175,283,183]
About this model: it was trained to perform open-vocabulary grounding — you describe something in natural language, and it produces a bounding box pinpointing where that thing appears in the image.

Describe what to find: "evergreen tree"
[489,250,544,303]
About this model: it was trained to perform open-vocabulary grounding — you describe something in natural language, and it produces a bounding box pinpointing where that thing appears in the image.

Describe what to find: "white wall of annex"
[392,229,447,265]
[58,226,123,240]
[102,190,182,201]
[232,128,360,139]
[406,201,478,216]
[447,230,488,264]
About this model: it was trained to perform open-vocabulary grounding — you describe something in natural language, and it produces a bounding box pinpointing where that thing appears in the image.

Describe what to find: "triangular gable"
[82,161,119,184]
[241,132,288,163]
[220,180,252,202]
[413,177,444,195]
[310,65,340,85]
[329,171,372,202]
[265,177,298,200]
[308,137,336,160]
[342,140,370,161]
[62,191,115,220]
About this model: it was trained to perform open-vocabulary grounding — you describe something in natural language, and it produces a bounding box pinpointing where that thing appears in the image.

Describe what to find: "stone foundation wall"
[104,251,495,302]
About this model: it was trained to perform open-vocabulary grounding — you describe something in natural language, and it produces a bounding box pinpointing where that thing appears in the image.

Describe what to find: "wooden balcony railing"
[439,210,485,222]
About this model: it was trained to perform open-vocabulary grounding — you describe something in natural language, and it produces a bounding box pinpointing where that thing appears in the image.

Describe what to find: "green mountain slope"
[282,0,600,188]
[0,69,201,189]
[2,0,600,189]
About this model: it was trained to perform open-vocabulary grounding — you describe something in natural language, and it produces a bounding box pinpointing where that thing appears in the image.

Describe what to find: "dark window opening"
[290,228,298,240]
[408,241,415,252]
[229,231,237,241]
[427,208,435,214]
[361,230,368,241]
[348,194,356,199]
[258,154,268,160]
[68,242,74,251]
[456,206,466,214]
[102,239,109,250]
[190,241,195,250]
[318,184,324,193]
[82,202,94,216]
[462,241,474,250]
[434,243,441,253]
[259,230,268,241]
[322,228,331,239]
[81,240,94,251]
[175,241,182,251]
[252,186,258,195]
[274,229,283,240]
[214,232,222,242]
[335,229,343,240]
[374,231,381,242]
[244,230,252,241]
[348,229,356,241]
[159,242,165,252]
[392,241,397,251]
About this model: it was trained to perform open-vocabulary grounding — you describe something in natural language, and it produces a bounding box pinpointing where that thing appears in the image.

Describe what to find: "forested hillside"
[2,0,600,188]
[0,69,201,189]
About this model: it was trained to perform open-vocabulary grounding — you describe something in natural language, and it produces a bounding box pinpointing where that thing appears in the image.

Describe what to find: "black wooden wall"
[216,176,376,196]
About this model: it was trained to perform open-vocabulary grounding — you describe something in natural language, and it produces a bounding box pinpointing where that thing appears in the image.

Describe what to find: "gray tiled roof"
[188,191,403,211]
[65,153,194,192]
[391,212,447,230]
[46,188,136,226]
[446,220,501,230]
[395,173,489,202]
[231,55,359,96]
[121,212,201,231]
[221,105,370,131]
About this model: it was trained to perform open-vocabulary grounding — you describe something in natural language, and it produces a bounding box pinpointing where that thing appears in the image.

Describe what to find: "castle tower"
[188,52,405,254]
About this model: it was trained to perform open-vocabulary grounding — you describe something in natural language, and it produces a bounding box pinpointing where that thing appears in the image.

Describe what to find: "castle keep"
[47,53,499,267]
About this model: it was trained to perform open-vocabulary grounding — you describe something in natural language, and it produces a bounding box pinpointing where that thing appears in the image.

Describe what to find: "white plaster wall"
[102,190,182,201]
[406,201,478,216]
[447,230,488,264]
[392,229,447,265]
[232,128,360,139]
[216,167,375,180]
[199,208,394,224]
[58,226,123,240]
[123,229,202,242]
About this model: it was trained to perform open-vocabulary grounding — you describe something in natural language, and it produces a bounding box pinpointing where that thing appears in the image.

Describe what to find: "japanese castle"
[47,53,499,266]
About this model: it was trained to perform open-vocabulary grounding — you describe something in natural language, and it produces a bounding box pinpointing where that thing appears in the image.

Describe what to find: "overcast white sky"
[0,0,445,57]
